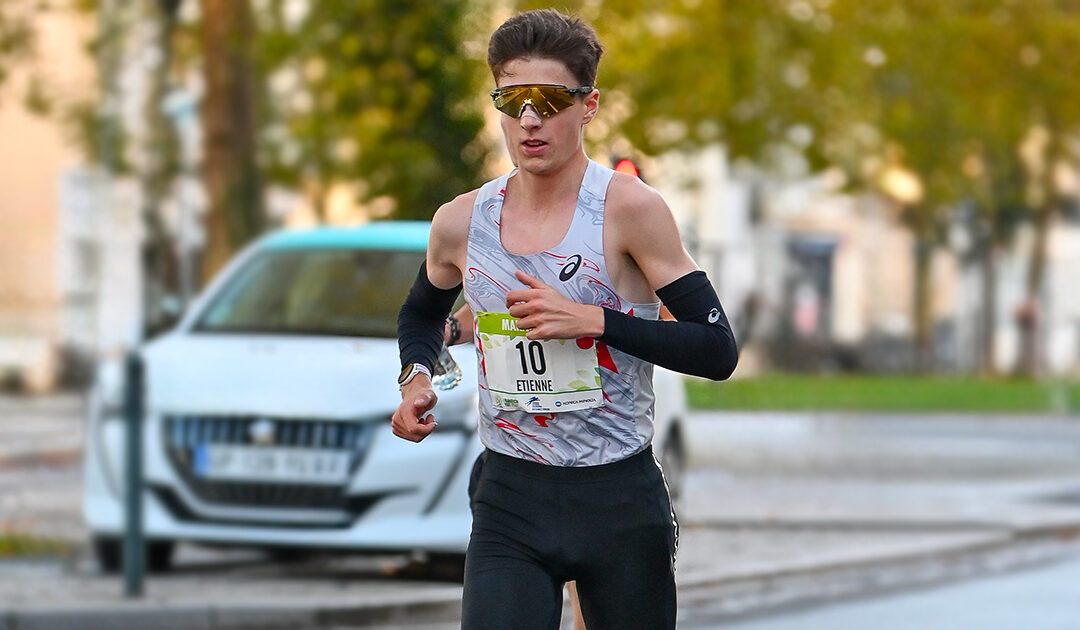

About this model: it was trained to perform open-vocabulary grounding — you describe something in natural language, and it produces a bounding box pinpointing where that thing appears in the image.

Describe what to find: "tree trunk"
[978,238,997,374]
[199,0,262,285]
[1015,202,1054,376]
[138,0,180,338]
[913,237,934,372]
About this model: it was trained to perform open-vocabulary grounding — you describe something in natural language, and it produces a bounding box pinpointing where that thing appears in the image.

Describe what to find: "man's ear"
[582,88,599,124]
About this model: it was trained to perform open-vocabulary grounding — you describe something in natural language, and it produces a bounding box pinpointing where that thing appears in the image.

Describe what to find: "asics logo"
[559,254,583,281]
[708,308,721,324]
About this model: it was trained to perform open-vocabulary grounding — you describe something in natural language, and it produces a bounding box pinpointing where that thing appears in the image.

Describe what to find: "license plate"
[192,445,351,485]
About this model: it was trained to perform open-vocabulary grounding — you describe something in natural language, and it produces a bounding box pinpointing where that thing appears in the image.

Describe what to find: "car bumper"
[84,412,484,554]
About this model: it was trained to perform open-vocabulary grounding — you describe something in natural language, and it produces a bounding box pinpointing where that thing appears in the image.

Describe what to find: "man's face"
[495,57,598,176]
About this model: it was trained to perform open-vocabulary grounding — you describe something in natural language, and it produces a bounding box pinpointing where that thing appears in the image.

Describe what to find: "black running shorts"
[461,446,678,630]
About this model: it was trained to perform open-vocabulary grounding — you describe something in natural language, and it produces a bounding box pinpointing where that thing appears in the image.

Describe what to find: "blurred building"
[0,9,97,393]
[0,5,158,393]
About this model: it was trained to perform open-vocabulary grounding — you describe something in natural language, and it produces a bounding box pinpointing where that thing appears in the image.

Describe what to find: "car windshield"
[195,248,426,337]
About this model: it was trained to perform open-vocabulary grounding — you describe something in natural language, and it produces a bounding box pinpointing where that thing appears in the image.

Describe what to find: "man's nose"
[519,104,543,127]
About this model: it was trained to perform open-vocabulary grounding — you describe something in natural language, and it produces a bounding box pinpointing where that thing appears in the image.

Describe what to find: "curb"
[675,529,1013,590]
[678,513,1080,543]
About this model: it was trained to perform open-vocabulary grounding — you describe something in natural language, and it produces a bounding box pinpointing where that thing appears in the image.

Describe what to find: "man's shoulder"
[430,189,481,243]
[434,189,481,222]
[439,188,482,215]
[605,171,669,222]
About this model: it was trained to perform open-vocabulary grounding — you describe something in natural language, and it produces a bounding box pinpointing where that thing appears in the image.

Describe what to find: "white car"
[83,221,687,571]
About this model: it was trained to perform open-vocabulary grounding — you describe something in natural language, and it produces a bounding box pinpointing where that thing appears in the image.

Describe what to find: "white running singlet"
[464,159,660,466]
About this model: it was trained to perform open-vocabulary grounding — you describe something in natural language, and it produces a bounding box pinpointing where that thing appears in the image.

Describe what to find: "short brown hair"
[487,9,603,87]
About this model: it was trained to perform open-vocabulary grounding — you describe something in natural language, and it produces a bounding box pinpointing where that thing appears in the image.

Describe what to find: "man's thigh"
[572,461,678,630]
[461,536,564,630]
[572,519,677,630]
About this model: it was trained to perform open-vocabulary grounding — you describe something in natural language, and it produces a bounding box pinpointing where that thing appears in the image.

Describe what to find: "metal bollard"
[123,351,145,597]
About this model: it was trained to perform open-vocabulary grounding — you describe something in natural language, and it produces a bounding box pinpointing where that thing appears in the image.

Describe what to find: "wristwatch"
[446,315,462,345]
[397,363,432,389]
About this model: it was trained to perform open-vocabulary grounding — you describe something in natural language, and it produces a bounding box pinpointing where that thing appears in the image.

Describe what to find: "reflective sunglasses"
[489,84,594,118]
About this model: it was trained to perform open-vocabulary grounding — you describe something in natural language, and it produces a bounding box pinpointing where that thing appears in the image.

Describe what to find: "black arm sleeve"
[397,261,462,372]
[598,270,737,380]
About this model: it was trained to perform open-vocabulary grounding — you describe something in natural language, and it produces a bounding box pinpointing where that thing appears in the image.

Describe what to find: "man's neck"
[511,152,590,212]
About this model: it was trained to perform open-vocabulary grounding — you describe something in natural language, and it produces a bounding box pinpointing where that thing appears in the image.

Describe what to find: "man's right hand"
[392,377,438,442]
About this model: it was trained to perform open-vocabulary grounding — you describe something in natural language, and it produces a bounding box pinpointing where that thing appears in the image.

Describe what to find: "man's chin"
[516,156,558,175]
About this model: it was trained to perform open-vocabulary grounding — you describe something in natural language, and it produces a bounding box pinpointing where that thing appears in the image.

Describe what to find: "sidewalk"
[2,402,1080,629]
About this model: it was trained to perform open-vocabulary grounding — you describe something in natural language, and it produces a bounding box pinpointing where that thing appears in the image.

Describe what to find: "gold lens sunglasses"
[490,84,594,118]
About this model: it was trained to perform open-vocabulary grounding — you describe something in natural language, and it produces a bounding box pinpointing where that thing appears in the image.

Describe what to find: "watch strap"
[446,315,462,345]
[398,362,432,388]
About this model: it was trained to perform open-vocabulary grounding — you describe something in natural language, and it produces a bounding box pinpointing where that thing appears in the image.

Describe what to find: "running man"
[394,9,738,629]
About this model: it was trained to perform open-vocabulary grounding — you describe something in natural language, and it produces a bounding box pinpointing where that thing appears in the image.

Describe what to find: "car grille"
[163,415,376,511]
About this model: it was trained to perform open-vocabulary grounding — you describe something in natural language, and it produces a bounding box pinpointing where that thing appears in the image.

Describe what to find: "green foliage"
[512,2,1080,220]
[254,0,493,220]
[0,532,71,558]
[816,2,1078,209]
[515,1,806,166]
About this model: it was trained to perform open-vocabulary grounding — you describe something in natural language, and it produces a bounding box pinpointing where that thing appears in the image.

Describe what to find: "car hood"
[140,333,472,419]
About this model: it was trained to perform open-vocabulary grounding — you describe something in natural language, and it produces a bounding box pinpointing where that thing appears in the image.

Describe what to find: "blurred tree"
[58,1,492,281]
[138,0,184,336]
[515,0,1080,374]
[988,1,1080,376]
[15,1,1079,371]
[514,1,815,169]
[820,1,1080,374]
[815,1,1018,370]
[199,0,263,282]
[0,0,34,101]
[254,0,490,220]
[515,0,954,365]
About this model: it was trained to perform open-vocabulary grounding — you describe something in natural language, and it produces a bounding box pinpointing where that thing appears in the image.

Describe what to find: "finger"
[505,288,537,308]
[393,413,436,442]
[396,427,427,443]
[507,301,536,319]
[514,269,548,289]
[392,418,421,442]
[513,310,540,328]
[414,390,437,414]
[412,416,438,439]
[391,409,416,439]
[392,425,416,442]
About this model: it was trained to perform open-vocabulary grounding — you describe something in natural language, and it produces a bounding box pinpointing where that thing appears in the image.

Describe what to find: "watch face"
[398,363,415,385]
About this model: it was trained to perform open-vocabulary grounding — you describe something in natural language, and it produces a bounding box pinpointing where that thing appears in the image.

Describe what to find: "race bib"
[477,311,603,413]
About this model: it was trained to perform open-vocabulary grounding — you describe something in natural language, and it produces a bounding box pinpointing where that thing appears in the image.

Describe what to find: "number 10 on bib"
[477,311,604,413]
